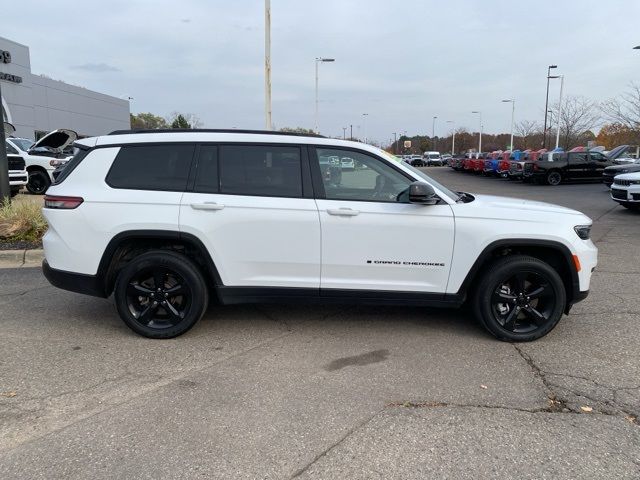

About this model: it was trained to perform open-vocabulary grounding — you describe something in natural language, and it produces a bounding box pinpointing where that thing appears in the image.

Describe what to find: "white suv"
[610,172,640,210]
[42,129,597,341]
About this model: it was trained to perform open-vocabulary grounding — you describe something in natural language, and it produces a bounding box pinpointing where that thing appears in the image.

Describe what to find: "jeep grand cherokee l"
[42,129,597,341]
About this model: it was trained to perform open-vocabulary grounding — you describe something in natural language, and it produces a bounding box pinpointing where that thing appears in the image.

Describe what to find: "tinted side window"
[569,153,587,164]
[194,145,218,193]
[106,144,195,191]
[219,145,302,197]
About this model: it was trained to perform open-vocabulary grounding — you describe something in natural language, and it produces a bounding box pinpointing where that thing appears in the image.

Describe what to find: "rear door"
[566,153,588,180]
[180,143,321,289]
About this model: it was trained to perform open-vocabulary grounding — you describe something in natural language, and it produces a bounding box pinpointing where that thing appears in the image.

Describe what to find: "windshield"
[9,138,34,152]
[377,148,458,202]
[429,154,440,159]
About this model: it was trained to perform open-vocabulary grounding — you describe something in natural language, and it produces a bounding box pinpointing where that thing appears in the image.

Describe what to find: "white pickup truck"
[6,129,77,194]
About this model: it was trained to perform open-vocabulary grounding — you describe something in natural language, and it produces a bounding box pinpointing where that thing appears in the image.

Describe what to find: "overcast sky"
[5,0,640,143]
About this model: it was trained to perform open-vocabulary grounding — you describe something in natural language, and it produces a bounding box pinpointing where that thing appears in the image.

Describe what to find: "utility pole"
[342,127,346,139]
[0,81,10,203]
[543,64,557,149]
[314,57,335,134]
[432,116,437,150]
[362,113,368,144]
[264,0,272,130]
[393,132,397,154]
[350,124,353,140]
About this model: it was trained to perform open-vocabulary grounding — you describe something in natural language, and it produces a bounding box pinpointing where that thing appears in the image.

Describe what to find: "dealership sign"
[0,49,22,84]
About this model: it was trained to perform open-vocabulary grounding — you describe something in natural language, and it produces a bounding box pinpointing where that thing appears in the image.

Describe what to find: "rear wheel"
[473,255,566,342]
[546,170,562,186]
[26,170,51,195]
[114,250,209,338]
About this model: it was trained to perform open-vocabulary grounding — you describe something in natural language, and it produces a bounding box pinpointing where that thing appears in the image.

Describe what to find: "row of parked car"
[3,123,76,196]
[398,151,449,167]
[445,146,640,210]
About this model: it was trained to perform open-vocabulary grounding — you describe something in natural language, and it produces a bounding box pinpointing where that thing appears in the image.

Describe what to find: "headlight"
[574,225,591,240]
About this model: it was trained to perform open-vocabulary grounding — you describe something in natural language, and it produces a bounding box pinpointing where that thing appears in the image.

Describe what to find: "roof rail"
[108,128,326,138]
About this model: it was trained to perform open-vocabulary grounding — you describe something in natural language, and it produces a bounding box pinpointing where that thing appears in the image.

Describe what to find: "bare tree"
[166,111,204,129]
[550,95,600,149]
[514,120,542,149]
[601,82,640,129]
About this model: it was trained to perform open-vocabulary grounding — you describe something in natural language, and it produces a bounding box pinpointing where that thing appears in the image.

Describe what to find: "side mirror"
[409,182,438,205]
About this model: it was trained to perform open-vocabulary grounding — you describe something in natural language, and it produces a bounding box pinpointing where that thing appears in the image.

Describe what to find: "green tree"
[280,127,316,134]
[130,112,168,129]
[170,114,191,129]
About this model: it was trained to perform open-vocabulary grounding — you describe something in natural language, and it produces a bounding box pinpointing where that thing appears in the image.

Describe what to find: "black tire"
[26,170,51,195]
[546,170,562,186]
[114,250,209,339]
[472,255,566,342]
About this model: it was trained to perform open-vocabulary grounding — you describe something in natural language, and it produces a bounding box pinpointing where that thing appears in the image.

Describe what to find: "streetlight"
[502,99,515,151]
[392,132,397,154]
[264,0,272,130]
[554,75,565,149]
[432,116,438,151]
[314,57,335,134]
[471,111,482,156]
[342,127,347,140]
[634,46,640,49]
[362,113,369,144]
[543,64,558,148]
[446,120,455,155]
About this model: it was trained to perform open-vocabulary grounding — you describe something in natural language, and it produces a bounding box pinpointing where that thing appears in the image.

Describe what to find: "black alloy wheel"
[474,255,566,341]
[27,170,51,195]
[546,171,562,186]
[114,251,208,338]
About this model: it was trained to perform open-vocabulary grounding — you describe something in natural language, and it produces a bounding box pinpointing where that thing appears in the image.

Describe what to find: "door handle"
[327,208,360,216]
[190,202,225,211]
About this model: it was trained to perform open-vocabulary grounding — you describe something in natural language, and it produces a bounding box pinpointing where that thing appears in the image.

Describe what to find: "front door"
[311,147,455,293]
[180,144,321,289]
[585,152,611,179]
[566,153,588,180]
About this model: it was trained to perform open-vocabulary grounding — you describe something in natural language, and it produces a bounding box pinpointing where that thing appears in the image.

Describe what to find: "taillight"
[44,195,84,209]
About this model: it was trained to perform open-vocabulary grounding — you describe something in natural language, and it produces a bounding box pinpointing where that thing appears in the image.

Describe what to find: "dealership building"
[0,36,130,140]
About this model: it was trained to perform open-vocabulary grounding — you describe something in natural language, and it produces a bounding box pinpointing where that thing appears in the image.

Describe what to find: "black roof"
[108,128,326,138]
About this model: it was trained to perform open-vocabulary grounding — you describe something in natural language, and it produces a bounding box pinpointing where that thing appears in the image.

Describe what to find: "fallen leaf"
[580,406,593,412]
[625,415,637,424]
[0,391,17,398]
[480,385,488,389]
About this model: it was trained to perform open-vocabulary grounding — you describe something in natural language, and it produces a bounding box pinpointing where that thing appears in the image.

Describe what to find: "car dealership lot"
[1,169,639,478]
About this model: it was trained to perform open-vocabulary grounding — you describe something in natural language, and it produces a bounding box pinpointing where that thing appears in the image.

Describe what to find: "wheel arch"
[97,230,222,297]
[457,239,579,311]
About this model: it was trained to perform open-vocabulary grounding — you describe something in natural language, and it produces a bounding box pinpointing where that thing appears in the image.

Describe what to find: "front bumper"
[611,185,640,203]
[9,171,28,186]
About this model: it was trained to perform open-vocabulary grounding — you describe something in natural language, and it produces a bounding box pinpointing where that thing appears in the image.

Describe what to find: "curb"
[0,249,44,269]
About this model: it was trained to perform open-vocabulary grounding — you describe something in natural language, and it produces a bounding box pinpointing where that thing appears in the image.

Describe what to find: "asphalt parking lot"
[1,169,639,479]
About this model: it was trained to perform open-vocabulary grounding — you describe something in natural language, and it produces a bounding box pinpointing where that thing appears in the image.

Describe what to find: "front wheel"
[473,255,566,342]
[114,250,209,338]
[26,170,51,195]
[546,171,562,186]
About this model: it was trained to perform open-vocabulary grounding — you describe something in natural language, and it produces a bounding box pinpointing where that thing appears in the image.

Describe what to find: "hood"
[470,194,585,217]
[3,121,15,136]
[613,171,640,181]
[604,163,640,173]
[606,145,630,160]
[29,129,77,153]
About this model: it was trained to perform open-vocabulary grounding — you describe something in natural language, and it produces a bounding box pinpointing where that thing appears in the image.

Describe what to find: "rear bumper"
[42,260,107,298]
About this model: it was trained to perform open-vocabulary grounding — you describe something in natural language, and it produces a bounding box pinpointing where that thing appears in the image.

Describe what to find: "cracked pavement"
[0,170,638,478]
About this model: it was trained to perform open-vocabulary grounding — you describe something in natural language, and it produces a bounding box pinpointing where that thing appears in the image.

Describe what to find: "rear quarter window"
[52,146,91,185]
[106,144,195,191]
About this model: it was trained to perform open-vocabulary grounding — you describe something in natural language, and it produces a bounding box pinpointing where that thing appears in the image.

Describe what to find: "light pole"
[264,0,272,130]
[342,127,347,140]
[362,113,368,144]
[555,75,564,150]
[471,111,482,156]
[393,132,397,154]
[314,57,335,134]
[446,120,455,155]
[502,99,515,151]
[432,116,438,151]
[543,64,558,149]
